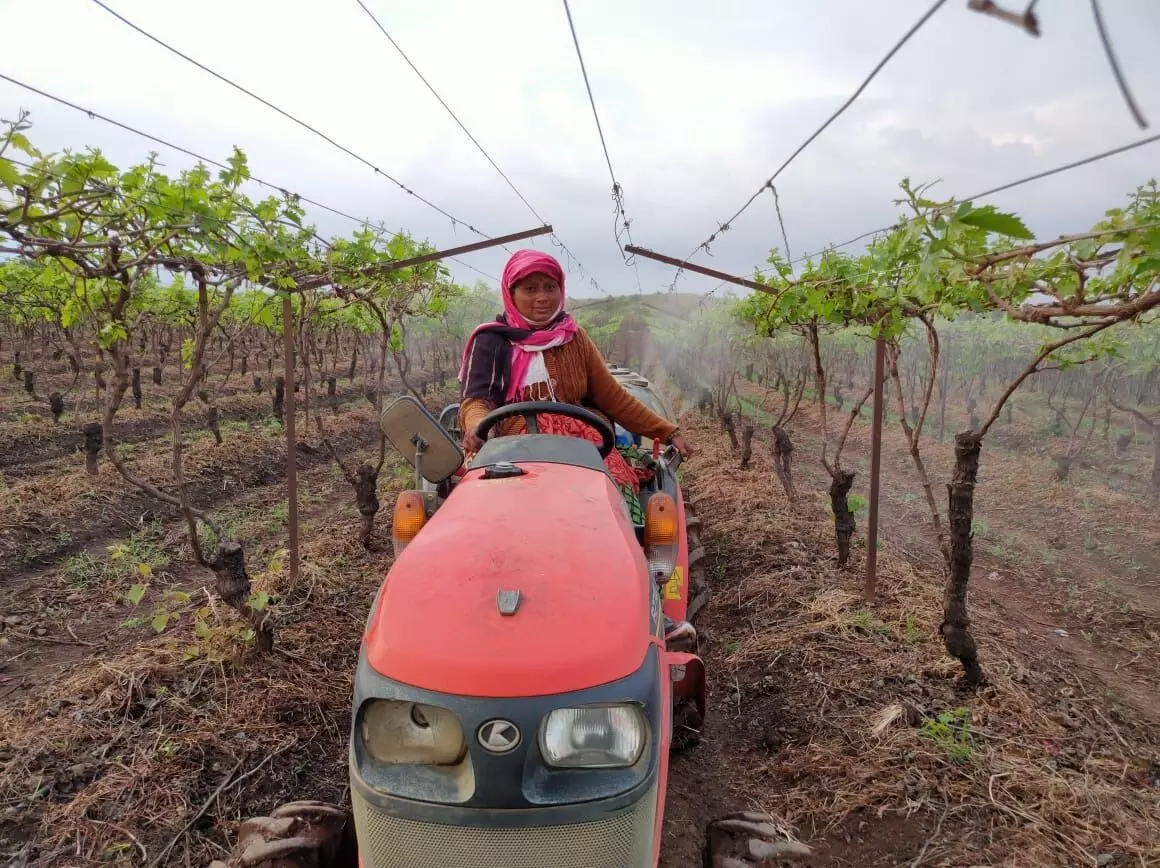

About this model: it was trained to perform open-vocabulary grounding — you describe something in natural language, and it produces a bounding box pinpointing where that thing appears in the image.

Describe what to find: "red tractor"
[215,388,802,868]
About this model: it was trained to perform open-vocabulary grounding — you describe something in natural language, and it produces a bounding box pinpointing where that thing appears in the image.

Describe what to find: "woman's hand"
[670,433,694,458]
[462,429,484,455]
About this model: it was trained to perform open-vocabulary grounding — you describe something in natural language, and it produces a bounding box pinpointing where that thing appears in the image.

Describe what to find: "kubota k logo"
[477,719,521,753]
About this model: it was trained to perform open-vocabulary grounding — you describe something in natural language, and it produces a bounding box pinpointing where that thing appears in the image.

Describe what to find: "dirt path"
[769,393,1160,728]
[2,384,1156,866]
[0,405,383,580]
[0,373,454,866]
[0,382,375,476]
[661,422,941,866]
[0,450,382,695]
[660,410,1160,866]
[0,454,402,865]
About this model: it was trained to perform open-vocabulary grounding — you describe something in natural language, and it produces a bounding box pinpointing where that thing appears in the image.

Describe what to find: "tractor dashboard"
[469,432,608,474]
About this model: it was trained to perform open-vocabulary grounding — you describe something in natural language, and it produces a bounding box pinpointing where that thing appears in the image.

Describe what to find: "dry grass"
[0,381,451,866]
[681,410,1160,866]
[3,374,1154,866]
[0,510,393,866]
[0,374,368,452]
[0,406,378,570]
[746,383,1159,581]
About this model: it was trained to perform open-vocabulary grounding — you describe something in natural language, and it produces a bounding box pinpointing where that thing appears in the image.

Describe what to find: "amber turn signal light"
[643,493,678,546]
[392,491,427,552]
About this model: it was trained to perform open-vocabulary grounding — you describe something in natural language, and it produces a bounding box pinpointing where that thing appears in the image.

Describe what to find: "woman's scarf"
[458,250,579,404]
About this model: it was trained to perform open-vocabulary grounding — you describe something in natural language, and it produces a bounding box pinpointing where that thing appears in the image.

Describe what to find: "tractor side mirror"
[380,396,464,485]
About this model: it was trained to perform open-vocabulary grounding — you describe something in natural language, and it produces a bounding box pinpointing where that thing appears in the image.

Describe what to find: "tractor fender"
[664,650,706,722]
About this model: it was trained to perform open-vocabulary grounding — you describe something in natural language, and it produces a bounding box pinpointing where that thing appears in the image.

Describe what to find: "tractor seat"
[469,434,609,475]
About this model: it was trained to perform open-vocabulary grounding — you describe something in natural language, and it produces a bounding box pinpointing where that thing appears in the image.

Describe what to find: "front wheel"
[704,812,813,867]
[672,696,703,752]
[208,801,356,868]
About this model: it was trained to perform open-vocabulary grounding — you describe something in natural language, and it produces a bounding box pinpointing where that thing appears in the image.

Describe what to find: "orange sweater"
[460,328,678,442]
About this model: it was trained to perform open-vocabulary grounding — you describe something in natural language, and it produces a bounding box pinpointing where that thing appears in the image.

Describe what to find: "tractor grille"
[352,786,656,868]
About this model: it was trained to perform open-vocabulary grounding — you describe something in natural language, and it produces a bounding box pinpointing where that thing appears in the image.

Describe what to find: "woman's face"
[511,272,562,325]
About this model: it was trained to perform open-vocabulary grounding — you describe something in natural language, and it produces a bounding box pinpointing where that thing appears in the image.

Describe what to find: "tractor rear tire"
[672,505,708,755]
[686,506,710,623]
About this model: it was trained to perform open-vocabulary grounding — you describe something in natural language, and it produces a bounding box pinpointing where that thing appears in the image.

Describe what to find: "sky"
[2,0,1159,298]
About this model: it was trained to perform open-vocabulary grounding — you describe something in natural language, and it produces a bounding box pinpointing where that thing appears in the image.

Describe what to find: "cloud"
[3,0,1158,297]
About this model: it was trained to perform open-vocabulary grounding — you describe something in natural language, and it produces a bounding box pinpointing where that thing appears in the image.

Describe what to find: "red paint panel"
[365,463,652,697]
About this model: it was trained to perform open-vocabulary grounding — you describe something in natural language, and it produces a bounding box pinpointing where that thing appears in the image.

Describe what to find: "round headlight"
[361,700,466,765]
[540,704,647,768]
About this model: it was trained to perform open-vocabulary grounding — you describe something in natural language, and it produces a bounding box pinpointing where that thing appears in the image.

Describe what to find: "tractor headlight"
[361,700,467,766]
[540,704,647,768]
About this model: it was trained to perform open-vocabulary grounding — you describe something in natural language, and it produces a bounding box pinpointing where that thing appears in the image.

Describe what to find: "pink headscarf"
[458,250,579,402]
[499,249,569,329]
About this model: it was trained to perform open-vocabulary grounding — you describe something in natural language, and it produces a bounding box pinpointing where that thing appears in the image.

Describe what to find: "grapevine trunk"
[943,431,984,686]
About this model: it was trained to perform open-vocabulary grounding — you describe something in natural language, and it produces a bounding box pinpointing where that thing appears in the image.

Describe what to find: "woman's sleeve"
[580,331,678,441]
[459,330,505,436]
[459,397,494,437]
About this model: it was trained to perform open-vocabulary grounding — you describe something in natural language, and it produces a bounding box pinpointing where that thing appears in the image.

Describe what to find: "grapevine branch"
[976,319,1121,438]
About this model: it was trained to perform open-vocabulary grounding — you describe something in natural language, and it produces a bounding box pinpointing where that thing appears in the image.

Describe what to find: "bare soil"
[0,380,371,476]
[1,371,1157,867]
[664,383,1159,866]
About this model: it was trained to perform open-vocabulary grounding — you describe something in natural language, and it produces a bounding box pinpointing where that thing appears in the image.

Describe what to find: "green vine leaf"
[98,322,128,350]
[956,206,1034,240]
[0,157,21,189]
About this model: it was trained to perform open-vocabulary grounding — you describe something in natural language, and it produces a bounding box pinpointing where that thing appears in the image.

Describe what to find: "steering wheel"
[474,401,616,458]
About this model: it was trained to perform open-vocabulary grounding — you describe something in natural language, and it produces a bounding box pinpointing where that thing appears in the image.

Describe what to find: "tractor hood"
[363,462,653,698]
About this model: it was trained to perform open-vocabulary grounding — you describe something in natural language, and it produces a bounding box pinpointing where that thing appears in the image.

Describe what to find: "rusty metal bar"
[296,224,552,291]
[282,293,300,587]
[864,337,886,602]
[624,244,774,294]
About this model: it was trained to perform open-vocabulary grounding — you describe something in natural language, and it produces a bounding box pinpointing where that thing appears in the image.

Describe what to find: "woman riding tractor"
[458,249,693,522]
[209,252,802,868]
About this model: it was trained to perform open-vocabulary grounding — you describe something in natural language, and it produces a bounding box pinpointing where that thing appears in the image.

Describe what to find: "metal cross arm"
[293,225,553,291]
[624,245,775,295]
